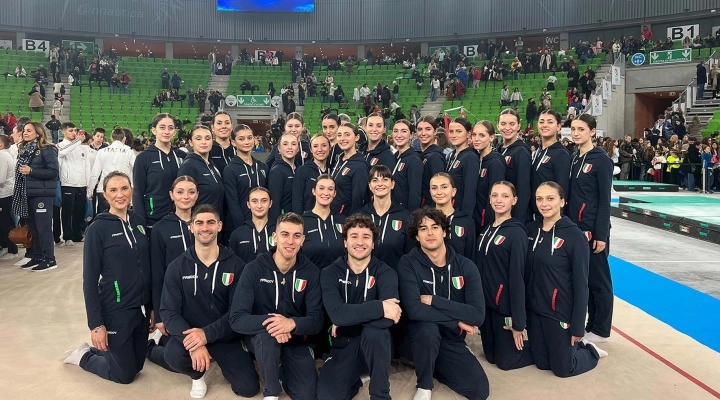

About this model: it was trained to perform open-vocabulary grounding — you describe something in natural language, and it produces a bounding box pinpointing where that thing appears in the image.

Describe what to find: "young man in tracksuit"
[230,213,323,400]
[159,204,259,399]
[568,143,614,343]
[398,208,489,400]
[476,217,534,371]
[360,114,396,169]
[57,122,91,245]
[317,214,401,400]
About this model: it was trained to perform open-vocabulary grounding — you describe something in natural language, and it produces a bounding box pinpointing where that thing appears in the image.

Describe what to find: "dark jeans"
[0,196,18,254]
[61,186,86,241]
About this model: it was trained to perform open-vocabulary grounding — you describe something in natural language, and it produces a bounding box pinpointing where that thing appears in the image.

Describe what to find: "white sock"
[62,343,90,366]
[148,329,163,345]
[190,376,207,399]
[413,388,432,400]
[583,339,609,358]
[262,397,280,400]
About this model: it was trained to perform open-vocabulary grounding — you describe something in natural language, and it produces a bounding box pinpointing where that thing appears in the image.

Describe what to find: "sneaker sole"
[20,264,39,270]
[32,265,58,272]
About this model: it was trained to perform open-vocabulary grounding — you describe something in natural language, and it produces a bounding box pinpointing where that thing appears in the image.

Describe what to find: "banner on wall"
[592,95,603,116]
[602,79,612,100]
[713,26,720,35]
[560,127,571,141]
[254,50,277,60]
[0,40,12,49]
[611,65,621,85]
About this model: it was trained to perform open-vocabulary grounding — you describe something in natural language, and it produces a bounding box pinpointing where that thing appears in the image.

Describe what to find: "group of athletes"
[61,108,614,400]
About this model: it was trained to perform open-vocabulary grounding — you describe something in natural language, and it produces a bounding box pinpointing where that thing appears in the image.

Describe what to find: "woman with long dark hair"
[531,109,571,219]
[391,119,423,211]
[223,124,268,227]
[331,123,369,215]
[293,134,330,214]
[497,108,532,223]
[229,187,275,263]
[301,174,346,269]
[430,172,475,259]
[13,121,59,271]
[177,126,224,216]
[471,120,506,231]
[445,117,479,214]
[267,133,299,221]
[416,116,446,207]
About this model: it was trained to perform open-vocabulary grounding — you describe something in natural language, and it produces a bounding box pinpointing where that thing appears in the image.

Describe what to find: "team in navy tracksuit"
[361,140,396,170]
[132,144,184,226]
[330,153,369,215]
[81,212,151,384]
[499,140,532,223]
[229,252,323,400]
[446,146,480,214]
[317,256,398,400]
[568,146,614,338]
[327,143,343,171]
[360,202,413,270]
[268,158,298,221]
[476,218,534,370]
[223,155,268,227]
[392,148,423,211]
[229,220,276,263]
[398,246,490,399]
[301,211,346,269]
[475,150,506,231]
[445,211,476,260]
[292,161,328,214]
[209,141,236,174]
[531,142,571,218]
[177,153,224,216]
[420,144,446,207]
[267,139,311,169]
[525,216,600,377]
[159,245,259,397]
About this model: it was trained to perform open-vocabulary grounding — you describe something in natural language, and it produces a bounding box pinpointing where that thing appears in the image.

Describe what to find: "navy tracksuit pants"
[61,186,86,241]
[80,308,148,384]
[527,310,599,377]
[402,321,489,400]
[28,197,54,261]
[585,240,613,338]
[162,336,259,397]
[247,331,317,399]
[317,326,392,400]
[479,308,534,371]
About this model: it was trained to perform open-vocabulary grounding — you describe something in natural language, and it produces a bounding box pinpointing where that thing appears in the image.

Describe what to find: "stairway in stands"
[685,91,720,136]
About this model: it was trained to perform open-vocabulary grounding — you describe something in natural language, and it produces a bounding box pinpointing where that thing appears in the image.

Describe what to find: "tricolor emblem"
[541,155,551,164]
[221,272,234,286]
[455,226,465,237]
[294,278,307,292]
[137,225,145,235]
[452,276,465,290]
[367,276,376,289]
[260,170,266,177]
[505,156,512,165]
[552,237,564,249]
[453,160,461,169]
[423,158,427,165]
[370,158,379,166]
[391,220,402,231]
[335,223,343,233]
[559,322,570,329]
[342,167,351,176]
[582,163,593,173]
[584,231,592,241]
[494,235,506,245]
[398,163,405,171]
[268,236,276,247]
[480,168,487,178]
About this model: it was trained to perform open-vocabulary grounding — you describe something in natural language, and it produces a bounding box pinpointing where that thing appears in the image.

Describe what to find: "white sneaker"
[0,252,18,261]
[149,328,163,345]
[57,241,65,247]
[190,376,208,399]
[360,374,371,384]
[584,331,608,343]
[0,248,7,257]
[65,240,74,247]
[64,342,90,358]
[583,339,609,358]
[63,343,90,365]
[413,388,432,400]
[14,257,32,266]
[262,397,279,400]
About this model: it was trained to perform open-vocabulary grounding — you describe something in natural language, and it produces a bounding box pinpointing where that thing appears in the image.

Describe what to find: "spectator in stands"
[697,61,708,100]
[15,64,27,78]
[511,87,523,107]
[618,135,634,180]
[567,65,580,89]
[170,71,183,92]
[28,87,44,112]
[4,112,16,132]
[500,85,509,106]
[45,116,61,144]
[709,64,719,99]
[160,68,170,90]
[196,86,207,113]
[526,98,538,127]
[240,79,253,94]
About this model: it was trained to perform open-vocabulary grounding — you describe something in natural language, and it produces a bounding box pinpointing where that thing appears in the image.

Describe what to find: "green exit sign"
[649,49,692,65]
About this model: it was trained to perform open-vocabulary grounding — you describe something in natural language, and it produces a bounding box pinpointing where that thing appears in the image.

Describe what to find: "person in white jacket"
[0,134,17,260]
[87,127,135,214]
[57,122,92,245]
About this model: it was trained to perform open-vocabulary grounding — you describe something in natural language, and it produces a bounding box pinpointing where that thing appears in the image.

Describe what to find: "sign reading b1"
[667,24,699,41]
[22,39,49,57]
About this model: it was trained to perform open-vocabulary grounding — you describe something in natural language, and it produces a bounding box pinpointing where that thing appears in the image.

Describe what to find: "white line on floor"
[622,261,716,263]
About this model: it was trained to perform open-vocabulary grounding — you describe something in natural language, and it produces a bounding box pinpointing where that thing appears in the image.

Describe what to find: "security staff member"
[268,134,299,221]
[526,182,607,377]
[476,181,533,371]
[531,109,571,219]
[567,114,614,344]
[301,175,346,269]
[317,214,400,400]
[391,119,423,211]
[228,187,275,263]
[331,123,369,216]
[398,208,489,400]
[497,109,532,223]
[133,113,185,227]
[64,172,150,384]
[147,176,197,368]
[471,121,506,231]
[223,124,268,226]
[230,213,323,400]
[159,204,259,399]
[430,173,475,260]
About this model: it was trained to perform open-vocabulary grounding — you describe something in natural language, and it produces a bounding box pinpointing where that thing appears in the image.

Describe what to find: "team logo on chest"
[335,224,343,233]
[294,278,307,292]
[582,163,593,173]
[397,163,405,171]
[505,156,512,165]
[137,225,145,235]
[268,236,275,247]
[455,226,465,237]
[367,276,376,289]
[260,170,266,177]
[480,168,487,178]
[341,167,351,176]
[559,322,570,329]
[370,158,379,166]
[541,155,551,164]
[552,237,564,249]
[221,272,234,286]
[452,276,464,290]
[493,235,505,245]
[452,160,461,169]
[391,220,402,231]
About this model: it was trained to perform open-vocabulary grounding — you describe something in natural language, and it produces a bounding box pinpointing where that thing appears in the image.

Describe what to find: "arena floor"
[1,197,719,399]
